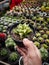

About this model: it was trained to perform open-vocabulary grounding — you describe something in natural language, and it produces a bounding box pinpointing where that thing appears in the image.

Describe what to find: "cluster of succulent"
[5,36,16,47]
[0,16,21,33]
[13,23,32,39]
[40,47,48,61]
[0,48,19,63]
[0,48,8,57]
[41,2,49,12]
[0,1,49,64]
[9,52,19,62]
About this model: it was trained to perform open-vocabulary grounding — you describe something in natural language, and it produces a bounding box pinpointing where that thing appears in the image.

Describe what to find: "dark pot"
[0,41,5,48]
[8,22,33,47]
[8,51,20,65]
[7,46,15,51]
[0,48,9,61]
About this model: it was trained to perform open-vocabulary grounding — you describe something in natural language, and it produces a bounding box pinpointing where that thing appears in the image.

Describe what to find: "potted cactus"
[0,48,9,60]
[8,52,19,65]
[5,37,16,51]
[9,23,33,47]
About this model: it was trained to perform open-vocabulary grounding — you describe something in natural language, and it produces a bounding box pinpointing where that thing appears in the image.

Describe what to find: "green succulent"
[5,37,16,47]
[38,37,44,43]
[37,17,44,21]
[42,34,48,39]
[46,7,49,10]
[45,39,49,45]
[41,23,46,27]
[47,18,49,22]
[46,31,49,35]
[9,52,18,62]
[36,33,41,37]
[43,27,48,31]
[34,41,40,48]
[33,36,37,41]
[0,48,8,56]
[39,30,44,34]
[37,26,42,30]
[40,47,48,60]
[32,16,36,20]
[41,5,45,11]
[41,44,48,49]
[42,2,46,7]
[13,23,32,39]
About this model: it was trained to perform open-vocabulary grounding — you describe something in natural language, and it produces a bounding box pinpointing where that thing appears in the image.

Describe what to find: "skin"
[15,38,42,65]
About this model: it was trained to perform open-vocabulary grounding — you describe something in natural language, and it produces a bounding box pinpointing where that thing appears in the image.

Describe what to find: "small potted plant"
[46,31,49,36]
[38,37,44,43]
[41,44,48,49]
[42,34,48,39]
[39,30,45,35]
[43,27,48,31]
[37,25,42,30]
[5,37,16,51]
[8,52,19,65]
[36,17,44,24]
[32,36,37,42]
[9,23,33,47]
[34,41,40,48]
[0,48,8,60]
[40,47,48,62]
[45,39,49,46]
[35,32,41,38]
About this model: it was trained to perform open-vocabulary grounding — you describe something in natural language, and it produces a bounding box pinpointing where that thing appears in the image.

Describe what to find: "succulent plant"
[41,44,48,49]
[41,6,46,11]
[32,16,36,21]
[43,27,48,31]
[38,37,44,43]
[36,32,41,37]
[39,30,45,34]
[47,18,49,22]
[9,52,18,62]
[32,36,37,41]
[37,17,44,21]
[5,37,16,47]
[37,26,42,30]
[46,31,49,35]
[42,2,46,7]
[34,41,40,48]
[45,39,49,46]
[0,48,8,56]
[13,23,32,39]
[42,34,48,39]
[40,47,48,60]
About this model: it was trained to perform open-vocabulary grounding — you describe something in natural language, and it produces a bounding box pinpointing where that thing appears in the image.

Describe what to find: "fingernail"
[23,38,28,42]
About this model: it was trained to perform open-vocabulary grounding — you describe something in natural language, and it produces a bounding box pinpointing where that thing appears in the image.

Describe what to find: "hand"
[16,38,42,65]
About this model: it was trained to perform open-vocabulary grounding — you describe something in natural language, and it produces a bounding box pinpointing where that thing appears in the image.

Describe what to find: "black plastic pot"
[0,41,5,47]
[0,48,9,61]
[7,45,15,52]
[8,51,20,65]
[8,22,33,47]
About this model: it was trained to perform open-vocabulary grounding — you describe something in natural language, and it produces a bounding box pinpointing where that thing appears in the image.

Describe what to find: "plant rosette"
[38,37,45,43]
[0,48,9,60]
[9,22,33,47]
[40,47,48,62]
[5,37,16,51]
[8,52,20,65]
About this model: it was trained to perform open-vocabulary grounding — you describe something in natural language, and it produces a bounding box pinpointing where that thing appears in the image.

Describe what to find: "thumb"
[23,38,33,48]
